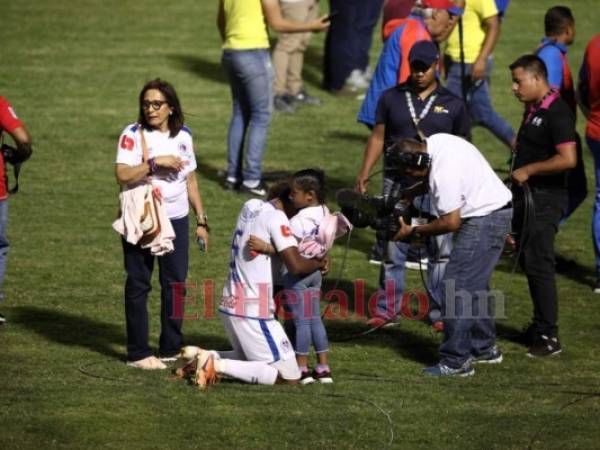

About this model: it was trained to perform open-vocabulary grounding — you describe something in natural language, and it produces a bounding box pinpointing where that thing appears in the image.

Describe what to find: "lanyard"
[405,90,437,140]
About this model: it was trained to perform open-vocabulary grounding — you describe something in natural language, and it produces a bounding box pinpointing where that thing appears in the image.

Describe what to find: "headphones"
[385,143,432,171]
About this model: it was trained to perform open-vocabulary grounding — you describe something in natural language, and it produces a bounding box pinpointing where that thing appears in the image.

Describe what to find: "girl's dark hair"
[291,168,326,204]
[138,78,184,138]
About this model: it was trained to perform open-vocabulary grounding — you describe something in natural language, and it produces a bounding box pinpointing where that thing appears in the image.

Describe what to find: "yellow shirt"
[445,0,498,63]
[222,0,270,50]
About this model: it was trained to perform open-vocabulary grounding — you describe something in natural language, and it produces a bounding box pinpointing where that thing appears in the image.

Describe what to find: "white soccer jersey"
[220,199,298,319]
[115,123,197,219]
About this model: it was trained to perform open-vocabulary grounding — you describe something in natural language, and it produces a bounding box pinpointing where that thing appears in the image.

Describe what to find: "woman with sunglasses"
[114,79,209,370]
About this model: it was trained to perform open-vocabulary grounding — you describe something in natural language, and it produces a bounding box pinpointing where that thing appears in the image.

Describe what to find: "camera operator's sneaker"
[299,369,315,385]
[0,312,5,324]
[472,346,503,364]
[593,279,600,294]
[423,362,474,377]
[527,335,562,358]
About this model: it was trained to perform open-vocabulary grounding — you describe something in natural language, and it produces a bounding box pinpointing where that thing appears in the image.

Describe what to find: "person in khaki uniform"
[272,0,322,112]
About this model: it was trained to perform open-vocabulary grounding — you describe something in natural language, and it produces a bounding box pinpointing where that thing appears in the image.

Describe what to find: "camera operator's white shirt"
[116,124,197,219]
[220,199,297,319]
[426,133,512,218]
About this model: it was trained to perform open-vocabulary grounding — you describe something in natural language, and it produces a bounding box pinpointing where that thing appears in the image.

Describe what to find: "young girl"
[251,169,351,384]
[286,169,333,383]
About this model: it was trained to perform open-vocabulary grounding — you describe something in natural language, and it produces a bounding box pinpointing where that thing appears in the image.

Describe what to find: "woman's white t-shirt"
[116,123,197,219]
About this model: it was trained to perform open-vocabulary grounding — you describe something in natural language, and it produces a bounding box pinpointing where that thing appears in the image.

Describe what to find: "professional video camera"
[336,183,430,241]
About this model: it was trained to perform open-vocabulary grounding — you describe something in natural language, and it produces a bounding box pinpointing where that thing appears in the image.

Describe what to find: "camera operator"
[391,134,511,377]
[0,96,33,324]
[509,55,577,357]
[356,40,469,327]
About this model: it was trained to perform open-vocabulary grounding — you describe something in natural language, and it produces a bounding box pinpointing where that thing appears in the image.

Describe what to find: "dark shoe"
[239,181,267,197]
[313,369,333,384]
[0,313,5,324]
[300,369,315,385]
[274,95,296,113]
[527,335,562,358]
[593,279,600,294]
[472,346,503,364]
[292,90,321,106]
[223,178,239,191]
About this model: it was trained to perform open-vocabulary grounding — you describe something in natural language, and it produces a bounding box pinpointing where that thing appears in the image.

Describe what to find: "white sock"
[216,359,278,385]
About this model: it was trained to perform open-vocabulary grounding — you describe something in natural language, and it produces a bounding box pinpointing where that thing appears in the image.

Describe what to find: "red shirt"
[579,33,600,141]
[0,96,24,199]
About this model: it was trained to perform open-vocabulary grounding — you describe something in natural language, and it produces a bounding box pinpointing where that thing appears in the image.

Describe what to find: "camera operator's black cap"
[409,40,439,66]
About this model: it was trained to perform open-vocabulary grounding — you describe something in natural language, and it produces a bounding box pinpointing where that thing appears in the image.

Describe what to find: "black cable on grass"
[78,358,135,383]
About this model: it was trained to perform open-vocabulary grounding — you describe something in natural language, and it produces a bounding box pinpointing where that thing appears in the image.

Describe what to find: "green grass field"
[1,1,600,448]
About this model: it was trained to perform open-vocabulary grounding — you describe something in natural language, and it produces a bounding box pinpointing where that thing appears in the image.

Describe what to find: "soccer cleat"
[299,369,315,385]
[0,313,5,324]
[472,346,503,364]
[423,362,474,377]
[127,356,167,370]
[194,353,221,390]
[527,335,562,358]
[593,279,600,294]
[313,369,333,384]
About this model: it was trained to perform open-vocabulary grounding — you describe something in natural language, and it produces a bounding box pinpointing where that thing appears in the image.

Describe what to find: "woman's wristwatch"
[196,213,210,232]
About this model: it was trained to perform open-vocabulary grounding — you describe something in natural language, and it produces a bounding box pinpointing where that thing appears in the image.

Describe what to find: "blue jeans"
[439,208,512,368]
[222,49,273,184]
[282,271,329,356]
[122,216,189,361]
[445,60,515,148]
[0,200,9,301]
[588,135,600,277]
[375,177,452,321]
